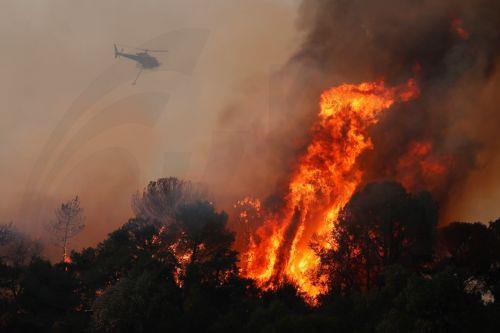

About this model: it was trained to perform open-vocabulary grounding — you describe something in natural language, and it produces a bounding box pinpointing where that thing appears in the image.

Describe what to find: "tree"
[0,223,14,246]
[438,219,500,303]
[0,223,42,267]
[0,224,44,331]
[317,181,438,292]
[48,196,85,262]
[87,201,244,332]
[161,201,243,331]
[438,222,491,276]
[1,258,84,332]
[71,217,173,298]
[91,269,182,332]
[160,201,238,288]
[376,268,486,333]
[487,219,500,302]
[131,177,205,224]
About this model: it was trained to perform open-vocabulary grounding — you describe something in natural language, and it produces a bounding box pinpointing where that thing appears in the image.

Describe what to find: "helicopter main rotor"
[116,43,168,53]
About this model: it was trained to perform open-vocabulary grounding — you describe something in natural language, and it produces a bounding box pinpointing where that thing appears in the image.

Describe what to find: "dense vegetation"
[1,178,499,332]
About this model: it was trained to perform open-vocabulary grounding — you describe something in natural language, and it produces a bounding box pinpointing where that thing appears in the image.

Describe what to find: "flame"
[241,79,419,300]
[451,18,469,40]
[63,253,72,264]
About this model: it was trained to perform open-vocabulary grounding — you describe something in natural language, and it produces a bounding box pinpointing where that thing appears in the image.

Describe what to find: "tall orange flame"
[241,79,419,300]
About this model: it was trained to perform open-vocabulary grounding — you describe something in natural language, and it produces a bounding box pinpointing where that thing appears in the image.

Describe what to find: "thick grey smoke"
[291,0,500,222]
[218,0,500,224]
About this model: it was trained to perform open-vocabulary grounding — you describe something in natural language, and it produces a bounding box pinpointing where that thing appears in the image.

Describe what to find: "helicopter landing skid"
[132,68,143,85]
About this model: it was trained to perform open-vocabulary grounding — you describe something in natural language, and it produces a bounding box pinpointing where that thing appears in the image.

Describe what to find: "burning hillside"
[237,79,419,298]
[218,0,500,302]
[2,0,500,331]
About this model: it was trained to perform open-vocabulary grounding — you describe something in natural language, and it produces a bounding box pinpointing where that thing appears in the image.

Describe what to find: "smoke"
[298,0,500,222]
[0,0,300,256]
[217,0,500,223]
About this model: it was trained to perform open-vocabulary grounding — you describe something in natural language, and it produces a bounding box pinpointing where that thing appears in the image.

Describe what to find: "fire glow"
[240,79,420,299]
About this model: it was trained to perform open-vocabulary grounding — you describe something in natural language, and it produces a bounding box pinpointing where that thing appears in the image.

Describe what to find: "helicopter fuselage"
[117,51,160,69]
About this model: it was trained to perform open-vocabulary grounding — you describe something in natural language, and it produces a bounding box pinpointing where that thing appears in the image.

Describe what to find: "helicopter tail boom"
[114,44,119,58]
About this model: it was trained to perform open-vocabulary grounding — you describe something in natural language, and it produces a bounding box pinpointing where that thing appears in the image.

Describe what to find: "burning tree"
[89,201,240,332]
[155,201,238,288]
[241,79,419,298]
[317,181,437,292]
[48,196,85,262]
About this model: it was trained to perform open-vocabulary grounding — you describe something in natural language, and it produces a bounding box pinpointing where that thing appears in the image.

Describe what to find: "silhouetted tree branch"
[0,223,42,266]
[317,181,437,292]
[48,196,84,262]
[131,177,205,224]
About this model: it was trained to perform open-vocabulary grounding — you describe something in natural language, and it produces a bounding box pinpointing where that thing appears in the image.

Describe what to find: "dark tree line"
[1,178,499,332]
[316,182,438,292]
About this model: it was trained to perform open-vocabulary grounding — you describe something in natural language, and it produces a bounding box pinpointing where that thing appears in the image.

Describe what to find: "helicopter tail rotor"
[114,44,119,58]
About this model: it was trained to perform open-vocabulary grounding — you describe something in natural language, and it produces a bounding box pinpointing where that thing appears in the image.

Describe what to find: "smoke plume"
[219,0,500,224]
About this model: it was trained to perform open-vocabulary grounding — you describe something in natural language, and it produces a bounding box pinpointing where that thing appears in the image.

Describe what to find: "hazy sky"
[0,0,301,247]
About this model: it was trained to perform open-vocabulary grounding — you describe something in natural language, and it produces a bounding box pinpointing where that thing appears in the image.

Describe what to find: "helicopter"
[114,44,168,85]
